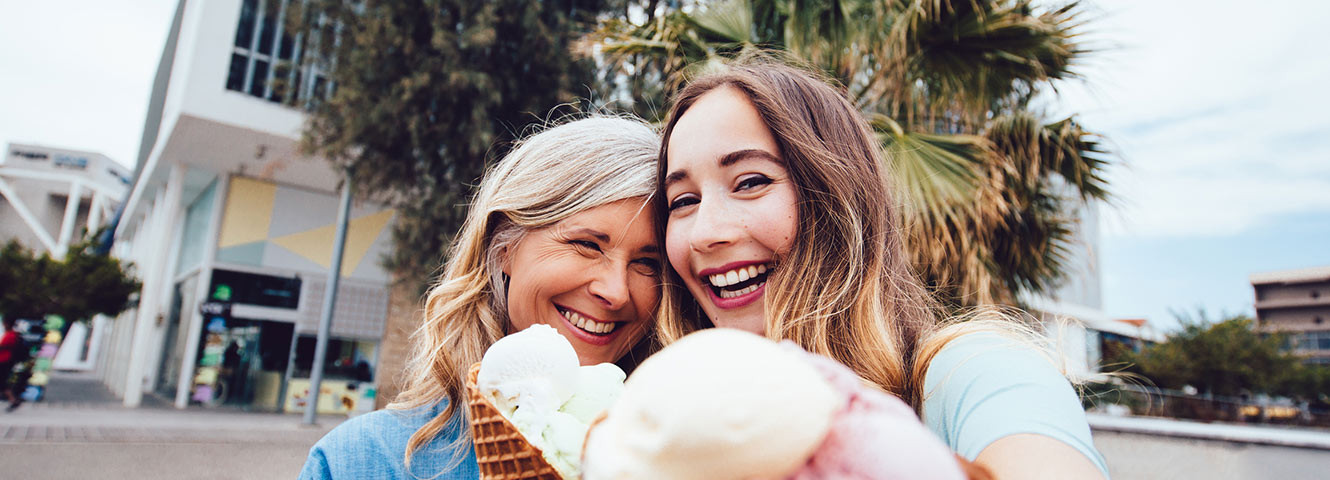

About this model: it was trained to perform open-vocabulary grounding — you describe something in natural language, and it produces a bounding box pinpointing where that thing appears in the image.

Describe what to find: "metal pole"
[304,173,352,425]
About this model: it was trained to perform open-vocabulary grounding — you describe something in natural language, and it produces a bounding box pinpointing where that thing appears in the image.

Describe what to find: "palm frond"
[986,111,1111,202]
[689,0,756,44]
[872,115,1010,303]
[876,0,1086,128]
[581,0,1113,308]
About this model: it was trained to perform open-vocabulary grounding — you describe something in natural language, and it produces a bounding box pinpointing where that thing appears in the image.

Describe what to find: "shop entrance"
[191,318,293,411]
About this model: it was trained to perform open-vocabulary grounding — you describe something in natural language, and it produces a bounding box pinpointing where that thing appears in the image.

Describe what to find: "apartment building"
[1252,266,1330,365]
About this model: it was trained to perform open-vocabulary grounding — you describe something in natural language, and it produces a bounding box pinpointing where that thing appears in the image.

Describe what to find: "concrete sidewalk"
[2,371,349,479]
[1090,414,1330,479]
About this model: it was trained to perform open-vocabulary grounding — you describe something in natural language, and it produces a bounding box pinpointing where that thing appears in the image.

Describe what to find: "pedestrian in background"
[1,317,27,411]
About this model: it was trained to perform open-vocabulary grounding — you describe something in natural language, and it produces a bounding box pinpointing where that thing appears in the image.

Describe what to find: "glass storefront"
[284,335,378,414]
[186,313,378,413]
[189,316,304,411]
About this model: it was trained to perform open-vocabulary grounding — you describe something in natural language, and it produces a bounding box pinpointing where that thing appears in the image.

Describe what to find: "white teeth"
[707,264,770,287]
[718,283,760,299]
[561,308,616,334]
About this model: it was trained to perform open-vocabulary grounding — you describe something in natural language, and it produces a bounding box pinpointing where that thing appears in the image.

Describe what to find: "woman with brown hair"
[658,55,1110,478]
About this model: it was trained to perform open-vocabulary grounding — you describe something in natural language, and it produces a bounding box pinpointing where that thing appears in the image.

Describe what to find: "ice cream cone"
[467,362,562,480]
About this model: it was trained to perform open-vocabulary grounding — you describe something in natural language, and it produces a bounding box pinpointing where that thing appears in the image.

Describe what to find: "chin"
[706,311,765,335]
[575,350,618,366]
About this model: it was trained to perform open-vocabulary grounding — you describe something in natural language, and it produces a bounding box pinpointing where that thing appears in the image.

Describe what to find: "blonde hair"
[656,54,1034,410]
[391,115,659,471]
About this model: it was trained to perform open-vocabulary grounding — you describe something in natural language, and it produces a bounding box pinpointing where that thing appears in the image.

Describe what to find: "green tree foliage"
[588,0,1111,307]
[1281,363,1330,409]
[1110,311,1302,397]
[0,238,141,331]
[293,0,612,284]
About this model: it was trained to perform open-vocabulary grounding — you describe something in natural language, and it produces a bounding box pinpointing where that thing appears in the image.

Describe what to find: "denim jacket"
[300,400,480,479]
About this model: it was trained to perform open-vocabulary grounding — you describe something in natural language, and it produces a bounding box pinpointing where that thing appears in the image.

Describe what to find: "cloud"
[1052,0,1330,239]
[0,0,177,167]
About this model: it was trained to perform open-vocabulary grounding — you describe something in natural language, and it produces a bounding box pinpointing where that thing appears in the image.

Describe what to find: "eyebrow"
[663,170,688,188]
[663,149,781,188]
[568,227,610,243]
[719,148,780,167]
[571,227,659,255]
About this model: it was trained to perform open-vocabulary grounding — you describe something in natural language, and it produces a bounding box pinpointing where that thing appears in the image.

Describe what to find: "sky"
[1052,0,1330,328]
[0,0,178,166]
[2,0,1328,331]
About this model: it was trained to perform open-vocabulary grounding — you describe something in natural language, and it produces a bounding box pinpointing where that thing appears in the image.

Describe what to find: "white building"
[0,143,130,257]
[1,143,132,372]
[1027,200,1164,380]
[100,0,396,414]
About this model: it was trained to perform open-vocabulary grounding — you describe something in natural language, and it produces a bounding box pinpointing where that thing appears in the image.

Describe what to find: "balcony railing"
[1255,296,1330,310]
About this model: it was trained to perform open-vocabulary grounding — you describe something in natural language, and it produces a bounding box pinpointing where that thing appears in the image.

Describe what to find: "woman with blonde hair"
[659,55,1110,478]
[302,116,663,479]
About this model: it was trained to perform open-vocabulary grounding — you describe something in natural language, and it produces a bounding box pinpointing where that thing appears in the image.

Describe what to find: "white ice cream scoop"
[583,328,844,480]
[475,323,627,479]
[477,324,581,417]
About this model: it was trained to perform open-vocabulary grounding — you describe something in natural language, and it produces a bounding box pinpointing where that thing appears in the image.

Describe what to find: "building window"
[225,0,332,108]
[1291,331,1330,351]
[292,335,376,382]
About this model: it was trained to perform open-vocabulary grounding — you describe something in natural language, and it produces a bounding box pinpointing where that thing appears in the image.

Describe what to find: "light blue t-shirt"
[300,400,480,479]
[922,332,1110,477]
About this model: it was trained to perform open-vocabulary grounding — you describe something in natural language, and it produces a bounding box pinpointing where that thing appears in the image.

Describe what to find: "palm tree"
[586,0,1111,307]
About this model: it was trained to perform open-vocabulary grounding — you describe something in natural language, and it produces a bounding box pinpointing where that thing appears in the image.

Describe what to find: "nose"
[688,197,741,253]
[587,261,632,310]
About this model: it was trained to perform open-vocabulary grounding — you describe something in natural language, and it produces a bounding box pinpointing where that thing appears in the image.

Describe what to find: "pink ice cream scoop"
[582,329,990,480]
[783,343,984,480]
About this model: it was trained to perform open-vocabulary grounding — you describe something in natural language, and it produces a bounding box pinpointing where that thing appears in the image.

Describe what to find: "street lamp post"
[304,172,352,425]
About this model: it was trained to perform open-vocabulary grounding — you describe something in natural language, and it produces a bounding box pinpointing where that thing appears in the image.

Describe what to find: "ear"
[498,243,513,276]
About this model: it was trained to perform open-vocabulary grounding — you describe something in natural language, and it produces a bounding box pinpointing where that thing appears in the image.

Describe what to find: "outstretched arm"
[922,333,1111,479]
[975,433,1106,479]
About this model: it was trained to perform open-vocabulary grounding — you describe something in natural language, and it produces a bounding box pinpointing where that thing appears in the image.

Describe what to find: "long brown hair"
[656,54,942,407]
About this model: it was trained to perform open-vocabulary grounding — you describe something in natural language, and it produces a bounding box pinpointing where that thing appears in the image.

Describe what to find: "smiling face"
[663,85,800,335]
[503,197,662,365]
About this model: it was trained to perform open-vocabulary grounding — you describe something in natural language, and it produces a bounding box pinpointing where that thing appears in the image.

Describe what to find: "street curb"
[1088,413,1330,450]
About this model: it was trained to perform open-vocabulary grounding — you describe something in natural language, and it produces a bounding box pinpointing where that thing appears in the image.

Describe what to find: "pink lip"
[697,260,770,277]
[696,260,770,310]
[555,304,621,346]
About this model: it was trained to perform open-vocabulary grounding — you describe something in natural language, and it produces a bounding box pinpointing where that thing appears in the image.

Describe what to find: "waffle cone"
[466,363,562,480]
